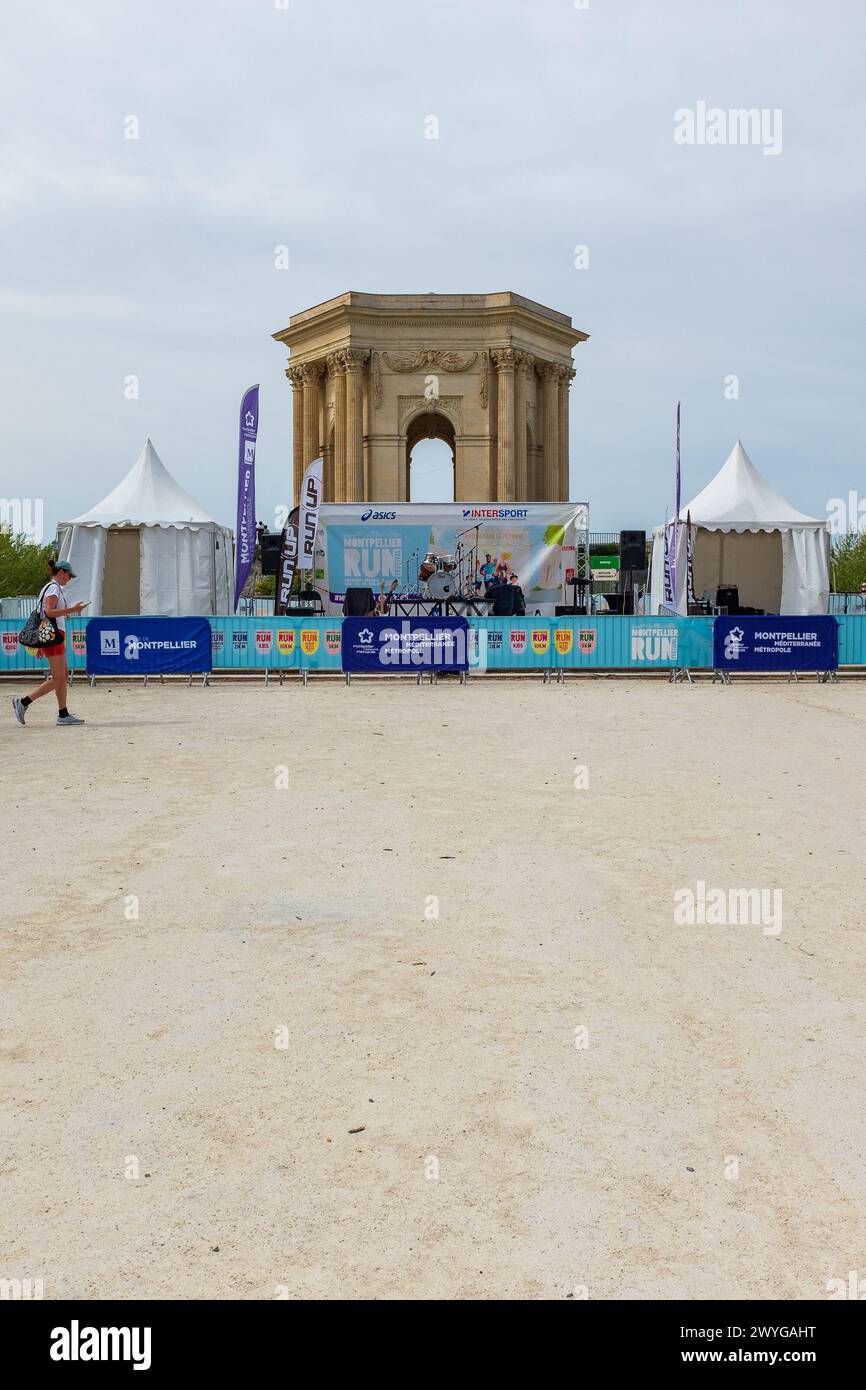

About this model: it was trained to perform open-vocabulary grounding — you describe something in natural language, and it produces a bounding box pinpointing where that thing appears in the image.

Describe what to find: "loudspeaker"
[343,587,374,616]
[604,593,624,614]
[619,530,646,570]
[555,604,579,615]
[716,586,739,612]
[260,532,282,576]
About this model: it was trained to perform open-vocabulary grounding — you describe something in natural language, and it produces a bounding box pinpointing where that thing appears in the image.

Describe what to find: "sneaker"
[56,712,85,726]
[12,698,26,725]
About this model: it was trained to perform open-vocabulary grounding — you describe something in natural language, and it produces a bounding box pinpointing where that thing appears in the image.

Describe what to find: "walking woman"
[12,560,88,727]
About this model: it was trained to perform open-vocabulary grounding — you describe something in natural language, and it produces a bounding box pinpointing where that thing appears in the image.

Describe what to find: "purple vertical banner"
[670,401,681,607]
[234,383,259,610]
[663,508,672,606]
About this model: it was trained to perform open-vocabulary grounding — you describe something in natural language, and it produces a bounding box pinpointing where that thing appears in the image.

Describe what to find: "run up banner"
[713,615,838,672]
[86,617,213,675]
[342,616,470,673]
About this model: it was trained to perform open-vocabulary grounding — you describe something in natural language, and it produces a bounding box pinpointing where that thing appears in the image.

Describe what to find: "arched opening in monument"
[405,410,456,503]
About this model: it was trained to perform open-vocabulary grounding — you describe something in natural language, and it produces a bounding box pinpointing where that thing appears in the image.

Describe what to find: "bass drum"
[428,571,455,600]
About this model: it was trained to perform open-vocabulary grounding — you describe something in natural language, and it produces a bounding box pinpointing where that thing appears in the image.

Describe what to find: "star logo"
[358,628,374,644]
[244,410,255,430]
[730,626,744,642]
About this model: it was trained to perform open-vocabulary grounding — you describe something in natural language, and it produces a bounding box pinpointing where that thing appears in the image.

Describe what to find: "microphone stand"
[456,523,482,610]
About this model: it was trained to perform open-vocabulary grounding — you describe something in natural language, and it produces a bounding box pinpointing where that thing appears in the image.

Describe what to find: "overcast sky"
[2,0,864,538]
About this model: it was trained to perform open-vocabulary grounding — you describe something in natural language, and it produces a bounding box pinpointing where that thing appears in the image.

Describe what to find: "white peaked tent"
[57,440,234,616]
[649,440,830,615]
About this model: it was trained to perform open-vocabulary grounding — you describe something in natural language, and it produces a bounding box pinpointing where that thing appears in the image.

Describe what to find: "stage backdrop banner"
[86,618,212,675]
[313,502,589,616]
[342,616,470,673]
[713,615,838,672]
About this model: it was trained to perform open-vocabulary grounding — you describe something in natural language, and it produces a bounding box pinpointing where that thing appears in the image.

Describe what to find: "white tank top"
[40,580,66,632]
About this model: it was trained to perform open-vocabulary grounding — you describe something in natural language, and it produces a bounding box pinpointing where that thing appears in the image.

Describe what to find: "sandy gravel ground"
[1,674,865,1301]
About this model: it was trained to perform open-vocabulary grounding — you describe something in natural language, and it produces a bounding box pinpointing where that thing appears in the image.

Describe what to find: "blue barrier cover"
[342,616,470,673]
[0,618,88,671]
[713,616,838,671]
[86,618,212,675]
[208,617,343,668]
[837,615,866,667]
[476,616,714,669]
[2,614,862,674]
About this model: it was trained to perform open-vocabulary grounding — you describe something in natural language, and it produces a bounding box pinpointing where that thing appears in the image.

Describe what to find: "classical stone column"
[327,352,348,500]
[287,366,305,504]
[492,349,516,501]
[301,363,323,472]
[514,352,534,501]
[540,364,560,502]
[558,366,575,502]
[344,349,369,502]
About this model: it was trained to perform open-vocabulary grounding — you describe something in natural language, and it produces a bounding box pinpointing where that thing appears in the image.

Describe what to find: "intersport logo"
[462,507,529,519]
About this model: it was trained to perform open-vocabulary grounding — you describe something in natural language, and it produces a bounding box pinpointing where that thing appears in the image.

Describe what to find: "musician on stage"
[375,579,400,614]
[508,573,526,616]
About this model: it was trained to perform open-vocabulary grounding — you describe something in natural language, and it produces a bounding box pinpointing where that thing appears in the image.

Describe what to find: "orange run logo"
[300,629,319,656]
[554,628,573,654]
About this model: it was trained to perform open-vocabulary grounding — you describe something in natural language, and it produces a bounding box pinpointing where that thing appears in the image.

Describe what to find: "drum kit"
[382,524,488,613]
[418,550,458,600]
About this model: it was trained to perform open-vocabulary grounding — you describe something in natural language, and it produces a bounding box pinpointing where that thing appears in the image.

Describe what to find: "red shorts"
[42,637,66,656]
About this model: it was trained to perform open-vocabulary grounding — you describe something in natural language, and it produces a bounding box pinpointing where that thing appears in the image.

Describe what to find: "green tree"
[0,530,55,596]
[830,531,866,593]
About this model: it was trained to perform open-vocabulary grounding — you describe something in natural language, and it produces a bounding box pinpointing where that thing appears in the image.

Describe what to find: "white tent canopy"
[649,440,830,616]
[57,439,234,616]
